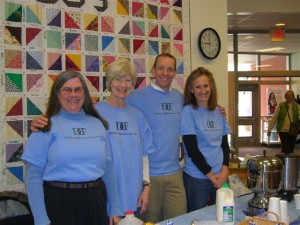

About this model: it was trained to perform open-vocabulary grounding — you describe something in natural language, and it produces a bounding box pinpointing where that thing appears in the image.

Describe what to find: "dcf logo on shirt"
[72,128,87,135]
[116,122,129,130]
[207,121,215,128]
[161,103,173,110]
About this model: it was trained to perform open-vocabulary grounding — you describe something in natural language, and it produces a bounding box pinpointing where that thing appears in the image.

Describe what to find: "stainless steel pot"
[247,150,282,194]
[275,153,300,191]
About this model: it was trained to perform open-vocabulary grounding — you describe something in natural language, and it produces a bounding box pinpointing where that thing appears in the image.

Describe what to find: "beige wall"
[189,0,229,109]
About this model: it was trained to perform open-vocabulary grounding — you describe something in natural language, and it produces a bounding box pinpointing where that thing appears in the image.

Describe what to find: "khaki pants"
[139,170,187,223]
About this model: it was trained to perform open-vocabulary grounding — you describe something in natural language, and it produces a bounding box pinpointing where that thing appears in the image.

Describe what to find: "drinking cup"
[294,194,300,210]
[280,200,288,218]
[267,197,280,220]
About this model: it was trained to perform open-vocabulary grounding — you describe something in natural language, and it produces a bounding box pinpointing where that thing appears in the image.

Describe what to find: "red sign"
[270,29,285,42]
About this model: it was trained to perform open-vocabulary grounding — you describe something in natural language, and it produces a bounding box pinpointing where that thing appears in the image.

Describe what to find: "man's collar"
[150,80,171,92]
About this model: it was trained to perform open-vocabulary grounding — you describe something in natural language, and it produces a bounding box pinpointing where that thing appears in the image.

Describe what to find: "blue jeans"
[183,172,216,212]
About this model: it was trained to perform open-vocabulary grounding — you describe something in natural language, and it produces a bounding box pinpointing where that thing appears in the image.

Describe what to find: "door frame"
[228,70,300,155]
[237,84,260,147]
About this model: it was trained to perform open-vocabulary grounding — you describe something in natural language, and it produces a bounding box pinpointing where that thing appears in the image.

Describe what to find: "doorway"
[238,84,260,146]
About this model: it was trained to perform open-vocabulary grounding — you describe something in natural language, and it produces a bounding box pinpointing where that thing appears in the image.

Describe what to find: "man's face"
[152,56,176,91]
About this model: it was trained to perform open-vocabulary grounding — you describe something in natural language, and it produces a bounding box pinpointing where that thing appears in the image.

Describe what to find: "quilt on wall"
[0,0,191,191]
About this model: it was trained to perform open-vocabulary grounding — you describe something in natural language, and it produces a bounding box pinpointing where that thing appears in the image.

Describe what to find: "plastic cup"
[280,200,288,218]
[281,216,289,225]
[268,197,281,220]
[294,194,300,210]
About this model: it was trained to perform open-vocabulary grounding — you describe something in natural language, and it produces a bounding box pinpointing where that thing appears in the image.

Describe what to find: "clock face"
[198,28,221,59]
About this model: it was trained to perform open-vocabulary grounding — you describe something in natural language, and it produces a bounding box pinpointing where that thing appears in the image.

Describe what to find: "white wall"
[189,0,228,109]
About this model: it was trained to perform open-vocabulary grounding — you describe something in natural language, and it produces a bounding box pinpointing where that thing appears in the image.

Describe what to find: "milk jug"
[117,211,144,225]
[216,183,235,225]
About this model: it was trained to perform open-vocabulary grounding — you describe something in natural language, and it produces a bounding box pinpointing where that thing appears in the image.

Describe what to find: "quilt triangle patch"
[7,166,24,183]
[6,143,23,163]
[119,21,130,35]
[147,5,158,19]
[47,8,61,27]
[27,74,43,91]
[135,77,146,89]
[132,2,144,17]
[174,28,183,41]
[117,0,129,15]
[148,40,159,55]
[27,98,43,115]
[85,15,98,31]
[5,3,22,22]
[160,7,169,20]
[26,5,42,24]
[48,74,58,82]
[133,39,145,54]
[148,24,158,37]
[177,61,184,74]
[66,54,81,71]
[26,52,43,70]
[102,56,116,71]
[5,26,22,45]
[118,38,130,54]
[133,58,145,73]
[26,27,42,45]
[65,33,81,50]
[132,21,145,36]
[172,0,182,7]
[48,75,58,90]
[174,43,183,57]
[161,26,170,39]
[86,55,99,72]
[5,50,22,69]
[172,9,182,24]
[102,36,115,52]
[65,12,80,29]
[7,120,23,137]
[86,76,100,92]
[48,53,62,71]
[5,73,23,92]
[6,98,23,116]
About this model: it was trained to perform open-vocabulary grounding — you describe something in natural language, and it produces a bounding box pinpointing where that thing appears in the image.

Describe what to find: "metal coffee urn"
[275,153,300,201]
[247,150,282,212]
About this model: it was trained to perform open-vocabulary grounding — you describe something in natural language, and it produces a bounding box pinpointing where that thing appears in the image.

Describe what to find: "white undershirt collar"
[150,80,172,92]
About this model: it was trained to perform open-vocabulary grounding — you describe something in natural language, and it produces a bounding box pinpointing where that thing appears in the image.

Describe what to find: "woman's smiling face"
[57,78,85,113]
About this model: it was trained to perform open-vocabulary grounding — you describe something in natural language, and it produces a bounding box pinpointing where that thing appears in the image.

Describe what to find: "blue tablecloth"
[158,194,300,225]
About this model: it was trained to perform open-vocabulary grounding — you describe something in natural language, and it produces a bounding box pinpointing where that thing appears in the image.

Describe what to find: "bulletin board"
[0,0,191,191]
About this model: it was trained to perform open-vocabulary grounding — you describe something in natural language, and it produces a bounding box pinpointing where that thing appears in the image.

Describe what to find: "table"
[158,194,300,225]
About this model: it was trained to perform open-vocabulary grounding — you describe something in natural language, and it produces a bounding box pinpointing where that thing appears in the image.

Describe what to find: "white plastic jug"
[117,211,144,225]
[215,183,235,225]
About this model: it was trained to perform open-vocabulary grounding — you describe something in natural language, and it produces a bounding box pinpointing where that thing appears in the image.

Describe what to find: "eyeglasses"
[156,66,176,73]
[113,77,133,84]
[59,87,84,94]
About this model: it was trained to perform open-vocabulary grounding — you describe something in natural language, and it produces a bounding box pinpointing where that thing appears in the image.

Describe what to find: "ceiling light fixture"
[255,65,272,68]
[256,47,285,52]
[275,23,286,27]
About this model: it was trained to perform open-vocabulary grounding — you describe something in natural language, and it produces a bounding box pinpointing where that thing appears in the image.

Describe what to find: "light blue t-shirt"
[22,109,109,181]
[22,109,121,223]
[95,101,155,215]
[127,86,183,176]
[180,105,232,179]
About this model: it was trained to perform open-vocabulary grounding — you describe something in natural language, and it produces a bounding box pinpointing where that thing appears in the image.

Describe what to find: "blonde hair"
[285,89,295,99]
[105,59,137,91]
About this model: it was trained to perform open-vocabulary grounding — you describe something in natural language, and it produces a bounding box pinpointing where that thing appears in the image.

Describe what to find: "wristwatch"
[143,183,151,187]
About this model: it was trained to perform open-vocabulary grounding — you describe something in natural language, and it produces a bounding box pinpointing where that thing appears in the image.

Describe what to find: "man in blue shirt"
[127,53,186,223]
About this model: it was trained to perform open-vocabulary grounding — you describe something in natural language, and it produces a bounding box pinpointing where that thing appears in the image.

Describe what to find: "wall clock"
[198,28,221,59]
